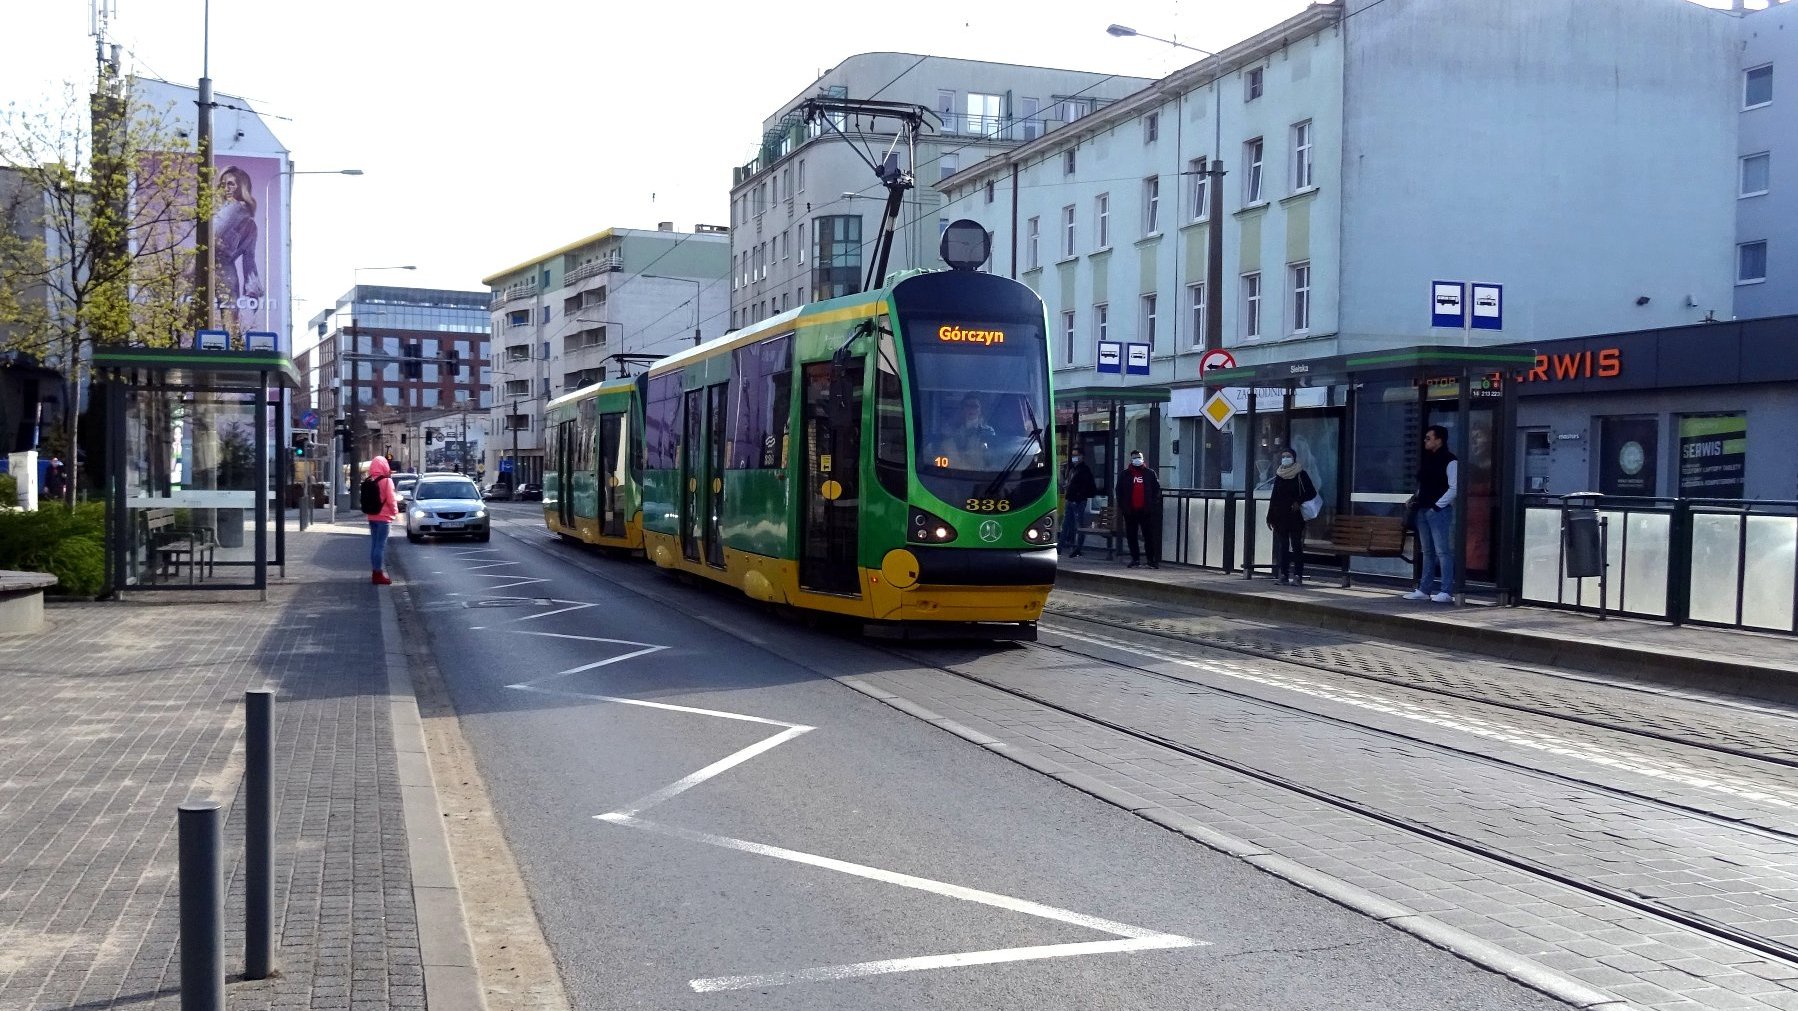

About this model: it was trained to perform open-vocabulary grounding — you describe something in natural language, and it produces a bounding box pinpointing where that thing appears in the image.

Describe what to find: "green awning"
[92,346,302,388]
[1054,385,1171,404]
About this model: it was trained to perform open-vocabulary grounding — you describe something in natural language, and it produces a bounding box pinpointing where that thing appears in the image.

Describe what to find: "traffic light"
[291,430,312,458]
[425,428,435,445]
[445,348,460,378]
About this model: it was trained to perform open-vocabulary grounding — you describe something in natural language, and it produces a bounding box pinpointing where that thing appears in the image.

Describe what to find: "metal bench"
[145,508,217,584]
[1073,505,1120,560]
[1305,514,1411,587]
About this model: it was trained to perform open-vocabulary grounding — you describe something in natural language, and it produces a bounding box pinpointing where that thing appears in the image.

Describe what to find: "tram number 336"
[965,499,1012,513]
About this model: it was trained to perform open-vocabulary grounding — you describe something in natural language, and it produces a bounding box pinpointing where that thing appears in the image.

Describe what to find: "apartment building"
[480,223,729,486]
[1736,0,1798,318]
[727,53,1152,329]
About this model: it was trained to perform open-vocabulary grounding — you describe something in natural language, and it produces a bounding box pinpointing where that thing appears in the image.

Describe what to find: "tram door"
[556,419,576,530]
[681,389,703,561]
[799,359,862,596]
[599,412,623,538]
[706,384,727,568]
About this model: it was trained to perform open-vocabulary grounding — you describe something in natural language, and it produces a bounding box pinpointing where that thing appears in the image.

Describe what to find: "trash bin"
[1563,501,1603,579]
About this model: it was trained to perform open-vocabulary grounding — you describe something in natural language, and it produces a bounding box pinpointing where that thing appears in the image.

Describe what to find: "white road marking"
[1044,624,1798,810]
[480,576,549,592]
[492,611,1202,990]
[515,599,599,622]
[468,626,485,630]
[464,560,518,572]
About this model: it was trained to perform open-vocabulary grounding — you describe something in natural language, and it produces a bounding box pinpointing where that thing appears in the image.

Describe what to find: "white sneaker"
[1430,591,1453,603]
[1401,589,1427,600]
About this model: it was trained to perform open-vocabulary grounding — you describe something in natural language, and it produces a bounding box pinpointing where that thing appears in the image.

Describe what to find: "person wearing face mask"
[1115,449,1162,569]
[1266,448,1318,586]
[1060,448,1098,557]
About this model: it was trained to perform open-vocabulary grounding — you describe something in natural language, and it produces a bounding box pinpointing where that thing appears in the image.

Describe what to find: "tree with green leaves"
[0,75,203,508]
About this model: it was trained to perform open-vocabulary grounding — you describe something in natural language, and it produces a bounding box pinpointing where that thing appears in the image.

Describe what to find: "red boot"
[372,570,392,585]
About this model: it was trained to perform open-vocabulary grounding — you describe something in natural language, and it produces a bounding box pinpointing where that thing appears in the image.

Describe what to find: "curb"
[378,583,488,1011]
[834,674,1639,1011]
[1055,568,1798,704]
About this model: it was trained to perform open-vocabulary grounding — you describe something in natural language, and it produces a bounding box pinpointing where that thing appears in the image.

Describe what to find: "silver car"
[405,475,491,543]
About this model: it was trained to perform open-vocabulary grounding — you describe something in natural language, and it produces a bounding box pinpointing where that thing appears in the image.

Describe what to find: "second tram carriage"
[543,230,1057,635]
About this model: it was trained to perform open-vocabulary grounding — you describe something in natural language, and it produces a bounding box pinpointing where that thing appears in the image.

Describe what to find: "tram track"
[1046,592,1798,770]
[874,634,1798,973]
[492,516,1798,981]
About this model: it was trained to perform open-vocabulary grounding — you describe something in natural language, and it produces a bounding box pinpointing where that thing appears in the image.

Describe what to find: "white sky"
[1,0,1751,340]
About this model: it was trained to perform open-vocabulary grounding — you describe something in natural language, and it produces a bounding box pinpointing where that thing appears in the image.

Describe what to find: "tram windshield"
[903,316,1052,505]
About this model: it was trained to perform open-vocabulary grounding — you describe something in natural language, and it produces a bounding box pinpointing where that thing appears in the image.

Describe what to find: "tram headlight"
[908,507,958,544]
[1024,510,1057,544]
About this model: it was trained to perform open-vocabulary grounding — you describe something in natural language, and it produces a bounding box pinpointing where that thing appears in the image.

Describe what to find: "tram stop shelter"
[92,345,301,596]
[1053,385,1172,504]
[1199,345,1536,601]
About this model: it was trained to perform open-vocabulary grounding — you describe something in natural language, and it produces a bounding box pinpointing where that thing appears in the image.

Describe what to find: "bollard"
[245,689,274,980]
[179,801,224,1011]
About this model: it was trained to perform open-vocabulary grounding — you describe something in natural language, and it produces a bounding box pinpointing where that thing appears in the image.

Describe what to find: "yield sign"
[1201,391,1236,431]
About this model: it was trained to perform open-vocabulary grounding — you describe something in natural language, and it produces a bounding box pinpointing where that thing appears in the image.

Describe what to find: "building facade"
[1736,0,1798,318]
[480,224,730,487]
[727,53,1152,330]
[304,285,490,488]
[943,0,1740,486]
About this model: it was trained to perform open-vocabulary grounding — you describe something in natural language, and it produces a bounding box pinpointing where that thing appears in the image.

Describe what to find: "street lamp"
[641,274,704,346]
[1109,23,1228,484]
[282,168,365,176]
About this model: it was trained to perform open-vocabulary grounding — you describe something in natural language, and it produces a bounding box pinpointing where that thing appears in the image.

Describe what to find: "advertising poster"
[140,152,287,353]
[1599,417,1658,496]
[1677,414,1746,499]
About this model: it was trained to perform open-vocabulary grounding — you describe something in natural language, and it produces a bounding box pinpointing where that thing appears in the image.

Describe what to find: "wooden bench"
[1304,514,1411,587]
[145,508,217,584]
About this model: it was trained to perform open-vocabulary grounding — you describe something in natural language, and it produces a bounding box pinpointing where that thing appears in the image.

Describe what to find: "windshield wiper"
[979,399,1044,501]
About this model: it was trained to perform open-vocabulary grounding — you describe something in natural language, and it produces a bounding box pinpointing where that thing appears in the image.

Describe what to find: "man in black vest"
[1403,425,1459,603]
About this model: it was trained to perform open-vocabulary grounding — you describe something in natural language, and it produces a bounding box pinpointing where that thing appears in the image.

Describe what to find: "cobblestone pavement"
[0,524,422,1010]
[849,627,1798,1011]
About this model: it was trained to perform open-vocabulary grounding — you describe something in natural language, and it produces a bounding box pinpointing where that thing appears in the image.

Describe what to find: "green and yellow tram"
[544,247,1058,634]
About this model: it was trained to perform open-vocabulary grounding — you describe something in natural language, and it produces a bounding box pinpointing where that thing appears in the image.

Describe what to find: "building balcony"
[489,280,538,309]
[565,254,623,284]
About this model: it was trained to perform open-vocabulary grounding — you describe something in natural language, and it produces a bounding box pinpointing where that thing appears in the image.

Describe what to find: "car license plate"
[439,521,463,530]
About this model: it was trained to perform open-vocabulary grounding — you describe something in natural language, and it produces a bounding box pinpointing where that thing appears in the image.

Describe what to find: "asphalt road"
[394,503,1568,1011]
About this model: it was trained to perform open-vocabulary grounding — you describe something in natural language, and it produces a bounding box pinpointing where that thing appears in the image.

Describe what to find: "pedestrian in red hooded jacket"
[1114,449,1162,569]
[362,456,400,585]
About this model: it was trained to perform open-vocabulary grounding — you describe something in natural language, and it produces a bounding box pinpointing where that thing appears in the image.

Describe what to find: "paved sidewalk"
[0,522,466,1010]
[1057,557,1798,698]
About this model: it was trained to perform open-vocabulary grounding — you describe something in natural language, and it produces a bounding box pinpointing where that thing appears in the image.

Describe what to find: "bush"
[0,473,15,506]
[0,501,107,596]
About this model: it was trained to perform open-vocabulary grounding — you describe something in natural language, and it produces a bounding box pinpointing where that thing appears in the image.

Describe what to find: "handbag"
[1301,493,1323,522]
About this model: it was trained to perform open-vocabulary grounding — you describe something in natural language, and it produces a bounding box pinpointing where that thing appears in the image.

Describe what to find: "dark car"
[515,482,543,501]
[482,482,512,501]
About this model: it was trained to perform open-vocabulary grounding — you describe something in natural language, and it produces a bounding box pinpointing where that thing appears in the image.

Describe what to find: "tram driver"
[941,393,998,470]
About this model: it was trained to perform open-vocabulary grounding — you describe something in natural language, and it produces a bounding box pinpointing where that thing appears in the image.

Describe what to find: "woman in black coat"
[1266,449,1317,585]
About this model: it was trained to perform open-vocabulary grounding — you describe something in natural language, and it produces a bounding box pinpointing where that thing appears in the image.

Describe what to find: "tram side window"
[578,399,596,473]
[729,334,792,469]
[874,326,907,497]
[645,373,683,469]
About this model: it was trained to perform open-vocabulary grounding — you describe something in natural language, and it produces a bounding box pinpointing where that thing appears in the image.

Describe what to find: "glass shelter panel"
[1743,515,1797,632]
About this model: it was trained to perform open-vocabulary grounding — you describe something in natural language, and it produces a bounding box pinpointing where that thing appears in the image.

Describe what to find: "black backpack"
[360,477,383,514]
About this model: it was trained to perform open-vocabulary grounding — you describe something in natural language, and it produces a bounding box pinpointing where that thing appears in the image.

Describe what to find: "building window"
[938,89,957,132]
[1745,64,1773,110]
[1095,193,1110,249]
[984,179,996,204]
[1095,303,1109,342]
[797,159,805,192]
[1062,204,1076,258]
[1187,283,1206,347]
[798,223,806,265]
[1062,309,1077,365]
[506,309,529,328]
[1064,148,1077,175]
[1189,157,1210,220]
[939,151,960,182]
[1026,216,1040,269]
[1062,97,1094,122]
[1140,293,1158,346]
[1741,152,1771,197]
[813,214,863,301]
[1738,240,1768,283]
[1292,120,1313,191]
[967,92,1003,135]
[1142,176,1160,235]
[1143,112,1159,143]
[1245,66,1265,101]
[1242,272,1262,338]
[1244,138,1265,204]
[1289,261,1311,334]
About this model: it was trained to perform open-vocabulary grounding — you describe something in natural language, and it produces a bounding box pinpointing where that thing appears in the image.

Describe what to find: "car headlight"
[1024,510,1056,544]
[908,507,958,544]
[411,508,427,521]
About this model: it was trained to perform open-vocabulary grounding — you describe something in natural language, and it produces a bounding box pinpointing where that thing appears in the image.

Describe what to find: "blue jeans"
[1417,505,1455,595]
[1063,499,1088,554]
[369,521,391,571]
